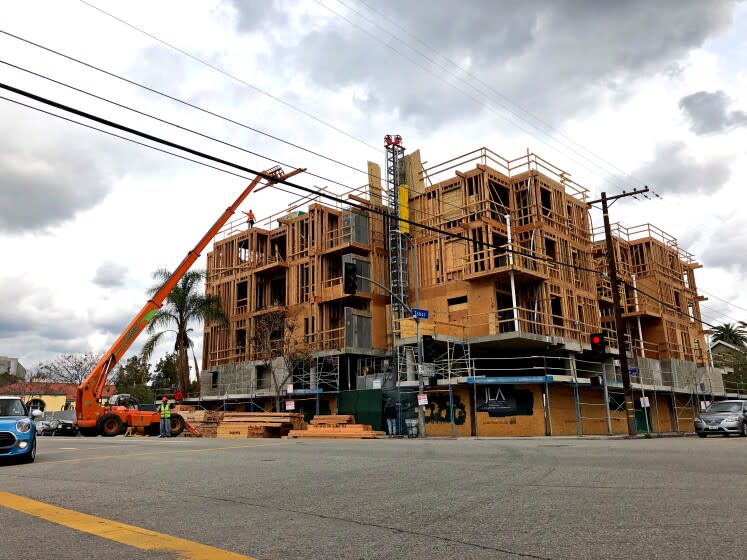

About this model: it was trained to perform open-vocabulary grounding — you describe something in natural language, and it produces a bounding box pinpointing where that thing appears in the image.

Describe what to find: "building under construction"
[201,142,736,436]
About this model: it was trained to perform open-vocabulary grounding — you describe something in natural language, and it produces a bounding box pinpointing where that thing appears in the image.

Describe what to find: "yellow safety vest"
[160,403,171,419]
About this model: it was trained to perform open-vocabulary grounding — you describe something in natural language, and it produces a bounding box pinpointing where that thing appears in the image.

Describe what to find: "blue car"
[0,396,42,463]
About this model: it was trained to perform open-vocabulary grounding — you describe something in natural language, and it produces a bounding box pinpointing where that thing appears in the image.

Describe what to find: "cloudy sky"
[1,0,745,373]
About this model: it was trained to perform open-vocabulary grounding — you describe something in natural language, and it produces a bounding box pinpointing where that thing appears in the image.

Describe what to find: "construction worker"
[159,396,171,438]
[246,209,256,228]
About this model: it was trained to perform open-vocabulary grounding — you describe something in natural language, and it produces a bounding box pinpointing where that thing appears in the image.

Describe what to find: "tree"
[253,309,310,411]
[711,322,747,348]
[114,355,153,404]
[35,352,103,385]
[141,269,228,394]
[150,352,179,395]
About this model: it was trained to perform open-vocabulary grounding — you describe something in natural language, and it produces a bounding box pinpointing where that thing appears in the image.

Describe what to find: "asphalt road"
[0,434,744,560]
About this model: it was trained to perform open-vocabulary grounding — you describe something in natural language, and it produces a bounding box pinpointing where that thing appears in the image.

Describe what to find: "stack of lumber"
[216,412,304,439]
[287,414,380,439]
[173,406,223,438]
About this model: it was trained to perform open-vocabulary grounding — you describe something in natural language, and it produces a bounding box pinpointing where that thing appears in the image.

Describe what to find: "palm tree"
[711,322,747,348]
[141,268,228,395]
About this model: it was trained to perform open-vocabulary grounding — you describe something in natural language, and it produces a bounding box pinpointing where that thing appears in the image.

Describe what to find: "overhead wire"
[313,0,632,191]
[338,0,636,187]
[0,29,480,227]
[340,0,740,263]
[74,0,735,275]
[0,33,481,230]
[3,5,742,324]
[78,0,382,154]
[0,81,604,277]
[352,0,642,187]
[0,60,494,242]
[69,1,610,224]
[1,81,735,334]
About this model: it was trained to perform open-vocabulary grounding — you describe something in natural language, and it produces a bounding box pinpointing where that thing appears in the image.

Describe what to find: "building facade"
[201,146,735,435]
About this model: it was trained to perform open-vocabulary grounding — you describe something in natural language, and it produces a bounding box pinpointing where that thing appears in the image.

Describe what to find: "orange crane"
[75,166,305,437]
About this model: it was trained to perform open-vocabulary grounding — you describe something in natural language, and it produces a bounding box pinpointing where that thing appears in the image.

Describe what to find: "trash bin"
[405,419,418,438]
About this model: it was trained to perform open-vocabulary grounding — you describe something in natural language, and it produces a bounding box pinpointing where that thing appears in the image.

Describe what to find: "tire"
[21,436,36,463]
[97,413,123,437]
[697,432,707,438]
[169,414,185,437]
[79,427,98,437]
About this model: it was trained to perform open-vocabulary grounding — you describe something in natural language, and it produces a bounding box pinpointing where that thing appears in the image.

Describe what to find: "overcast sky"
[1,0,746,373]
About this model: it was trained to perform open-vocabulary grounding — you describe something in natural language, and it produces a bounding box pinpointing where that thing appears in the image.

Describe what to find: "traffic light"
[343,262,358,294]
[590,332,606,361]
[421,335,435,363]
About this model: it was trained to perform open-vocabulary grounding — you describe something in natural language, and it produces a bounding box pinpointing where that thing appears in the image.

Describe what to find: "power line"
[0,28,474,225]
[0,57,355,192]
[0,80,602,276]
[78,0,381,154]
[341,0,635,185]
[0,28,368,179]
[0,42,479,229]
[314,0,632,189]
[1,81,728,336]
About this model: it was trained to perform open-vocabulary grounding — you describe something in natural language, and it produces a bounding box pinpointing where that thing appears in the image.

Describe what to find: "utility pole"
[588,187,648,437]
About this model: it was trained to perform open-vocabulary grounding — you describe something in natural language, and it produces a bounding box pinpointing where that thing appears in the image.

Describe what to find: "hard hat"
[162,396,168,401]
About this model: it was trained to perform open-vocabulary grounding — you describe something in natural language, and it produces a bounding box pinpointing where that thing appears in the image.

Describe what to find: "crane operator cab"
[107,394,140,410]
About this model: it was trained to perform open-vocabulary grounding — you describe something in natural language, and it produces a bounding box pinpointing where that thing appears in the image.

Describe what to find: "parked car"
[694,400,747,437]
[36,418,78,437]
[0,396,42,463]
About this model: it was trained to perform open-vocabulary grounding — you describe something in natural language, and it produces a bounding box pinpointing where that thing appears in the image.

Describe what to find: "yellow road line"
[0,491,256,560]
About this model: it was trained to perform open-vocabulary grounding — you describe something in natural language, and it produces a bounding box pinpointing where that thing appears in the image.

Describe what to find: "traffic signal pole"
[588,187,648,437]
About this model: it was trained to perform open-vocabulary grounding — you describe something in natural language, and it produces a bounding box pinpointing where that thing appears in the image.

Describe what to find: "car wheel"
[697,432,707,438]
[21,436,36,463]
[97,413,123,437]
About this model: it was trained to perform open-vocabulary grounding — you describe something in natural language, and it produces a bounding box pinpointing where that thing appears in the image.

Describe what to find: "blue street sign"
[629,367,640,376]
[411,308,429,320]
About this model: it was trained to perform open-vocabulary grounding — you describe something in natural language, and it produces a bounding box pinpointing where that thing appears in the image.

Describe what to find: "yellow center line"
[0,491,256,560]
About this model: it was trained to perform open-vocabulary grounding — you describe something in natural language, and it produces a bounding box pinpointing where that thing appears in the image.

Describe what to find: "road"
[0,435,744,560]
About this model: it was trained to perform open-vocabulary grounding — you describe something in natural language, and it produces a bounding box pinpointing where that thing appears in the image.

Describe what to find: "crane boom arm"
[76,166,304,420]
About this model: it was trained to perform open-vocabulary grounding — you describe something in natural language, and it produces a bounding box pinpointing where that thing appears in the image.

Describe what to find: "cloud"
[700,218,747,274]
[630,141,732,195]
[0,104,160,234]
[93,262,128,288]
[227,0,290,33]
[241,0,738,131]
[678,90,747,135]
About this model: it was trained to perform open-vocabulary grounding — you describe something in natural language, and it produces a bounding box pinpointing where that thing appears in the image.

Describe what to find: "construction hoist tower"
[385,134,409,321]
[385,134,410,382]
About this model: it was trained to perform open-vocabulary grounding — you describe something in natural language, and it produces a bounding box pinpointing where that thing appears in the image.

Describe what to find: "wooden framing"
[203,200,390,370]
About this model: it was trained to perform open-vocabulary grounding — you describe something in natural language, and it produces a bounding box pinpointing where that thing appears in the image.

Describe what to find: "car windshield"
[704,402,742,413]
[0,399,27,416]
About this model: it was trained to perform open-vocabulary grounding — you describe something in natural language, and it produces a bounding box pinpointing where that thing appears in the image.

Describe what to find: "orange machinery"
[75,166,304,437]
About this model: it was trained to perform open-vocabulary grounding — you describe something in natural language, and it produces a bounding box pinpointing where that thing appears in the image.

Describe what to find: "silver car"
[694,400,747,437]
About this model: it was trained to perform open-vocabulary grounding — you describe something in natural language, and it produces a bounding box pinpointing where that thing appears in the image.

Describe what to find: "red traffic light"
[591,334,602,344]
